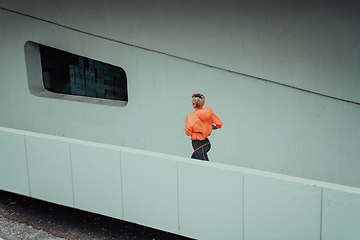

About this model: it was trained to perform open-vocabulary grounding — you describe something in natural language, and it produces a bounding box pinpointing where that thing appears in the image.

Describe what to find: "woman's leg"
[191,138,211,161]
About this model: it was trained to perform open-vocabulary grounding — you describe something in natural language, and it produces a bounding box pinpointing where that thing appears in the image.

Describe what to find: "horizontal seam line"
[1,7,359,106]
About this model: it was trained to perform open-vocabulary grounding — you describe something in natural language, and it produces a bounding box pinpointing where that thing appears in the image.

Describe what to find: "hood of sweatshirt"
[195,107,213,121]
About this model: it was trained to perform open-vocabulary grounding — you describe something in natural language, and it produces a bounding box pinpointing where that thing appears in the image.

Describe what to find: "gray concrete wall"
[0,0,359,187]
[1,126,360,240]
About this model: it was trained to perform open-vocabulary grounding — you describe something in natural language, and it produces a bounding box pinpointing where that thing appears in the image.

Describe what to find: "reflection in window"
[39,45,128,101]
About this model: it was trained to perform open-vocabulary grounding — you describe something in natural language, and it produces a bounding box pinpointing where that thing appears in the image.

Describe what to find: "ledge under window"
[25,41,128,107]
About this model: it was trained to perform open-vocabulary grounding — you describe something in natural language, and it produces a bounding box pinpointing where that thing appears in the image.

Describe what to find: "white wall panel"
[178,161,243,240]
[1,127,360,240]
[70,143,123,219]
[2,1,359,103]
[244,174,322,240]
[25,135,73,207]
[322,188,360,240]
[0,130,29,195]
[0,2,359,188]
[120,151,179,234]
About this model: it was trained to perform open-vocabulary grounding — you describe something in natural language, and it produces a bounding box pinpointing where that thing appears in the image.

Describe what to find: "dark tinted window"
[40,45,128,101]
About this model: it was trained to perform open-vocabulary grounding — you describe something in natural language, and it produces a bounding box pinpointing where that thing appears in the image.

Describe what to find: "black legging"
[191,138,211,161]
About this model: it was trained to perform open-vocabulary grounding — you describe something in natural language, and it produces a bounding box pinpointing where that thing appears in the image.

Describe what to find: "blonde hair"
[191,93,205,108]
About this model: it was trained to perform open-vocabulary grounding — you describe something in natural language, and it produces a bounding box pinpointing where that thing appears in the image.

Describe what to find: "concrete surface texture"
[1,126,360,240]
[0,217,63,240]
[0,189,192,240]
[0,1,359,188]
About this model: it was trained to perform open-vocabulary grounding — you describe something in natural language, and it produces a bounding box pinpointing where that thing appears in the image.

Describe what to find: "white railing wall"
[1,126,359,240]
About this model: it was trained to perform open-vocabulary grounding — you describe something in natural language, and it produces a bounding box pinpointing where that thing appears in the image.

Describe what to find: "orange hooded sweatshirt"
[185,107,223,141]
